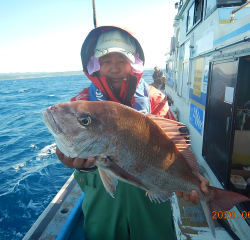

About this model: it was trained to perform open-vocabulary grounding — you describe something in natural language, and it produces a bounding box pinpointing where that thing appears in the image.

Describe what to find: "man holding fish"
[48,26,247,239]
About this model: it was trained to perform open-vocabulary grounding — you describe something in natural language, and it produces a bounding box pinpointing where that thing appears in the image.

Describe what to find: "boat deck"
[172,194,236,239]
[23,174,239,240]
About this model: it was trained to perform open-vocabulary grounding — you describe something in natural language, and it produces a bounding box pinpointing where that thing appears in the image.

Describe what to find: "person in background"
[150,66,166,92]
[56,26,209,240]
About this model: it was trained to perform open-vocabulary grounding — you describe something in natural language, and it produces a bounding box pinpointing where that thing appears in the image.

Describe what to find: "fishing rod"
[92,0,98,28]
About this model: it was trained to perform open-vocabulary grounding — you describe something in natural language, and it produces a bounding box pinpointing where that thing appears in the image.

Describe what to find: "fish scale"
[43,100,249,238]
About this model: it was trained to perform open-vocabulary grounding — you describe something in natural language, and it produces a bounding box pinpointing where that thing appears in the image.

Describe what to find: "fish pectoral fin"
[98,168,118,198]
[107,159,149,191]
[96,156,148,193]
[146,191,173,203]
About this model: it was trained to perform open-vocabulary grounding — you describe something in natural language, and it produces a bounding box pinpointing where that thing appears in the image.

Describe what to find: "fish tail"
[200,201,216,237]
[202,186,249,237]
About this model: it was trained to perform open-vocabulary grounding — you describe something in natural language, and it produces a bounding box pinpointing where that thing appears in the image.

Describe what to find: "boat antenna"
[92,0,98,28]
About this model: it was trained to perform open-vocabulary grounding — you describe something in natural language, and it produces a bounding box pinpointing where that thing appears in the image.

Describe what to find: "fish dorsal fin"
[146,115,200,178]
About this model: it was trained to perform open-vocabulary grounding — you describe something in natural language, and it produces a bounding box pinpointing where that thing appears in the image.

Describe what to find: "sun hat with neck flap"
[80,26,145,75]
[94,29,136,63]
[79,26,146,107]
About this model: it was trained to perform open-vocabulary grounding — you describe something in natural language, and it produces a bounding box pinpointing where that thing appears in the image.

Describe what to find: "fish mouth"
[43,106,63,135]
[43,106,101,156]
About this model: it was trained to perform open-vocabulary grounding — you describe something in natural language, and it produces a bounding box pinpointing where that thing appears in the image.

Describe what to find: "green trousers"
[74,170,177,240]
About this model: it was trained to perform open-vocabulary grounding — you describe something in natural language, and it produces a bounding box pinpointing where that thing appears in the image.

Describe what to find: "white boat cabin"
[165,0,250,239]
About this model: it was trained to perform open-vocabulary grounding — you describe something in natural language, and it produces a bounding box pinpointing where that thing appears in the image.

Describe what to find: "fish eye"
[78,116,92,126]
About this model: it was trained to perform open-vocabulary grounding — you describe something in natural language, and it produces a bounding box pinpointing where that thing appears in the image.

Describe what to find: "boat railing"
[231,0,250,23]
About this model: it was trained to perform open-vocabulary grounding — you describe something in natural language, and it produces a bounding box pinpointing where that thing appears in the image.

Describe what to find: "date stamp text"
[212,211,250,219]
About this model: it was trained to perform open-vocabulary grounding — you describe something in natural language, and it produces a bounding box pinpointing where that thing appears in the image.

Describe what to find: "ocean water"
[0,70,155,239]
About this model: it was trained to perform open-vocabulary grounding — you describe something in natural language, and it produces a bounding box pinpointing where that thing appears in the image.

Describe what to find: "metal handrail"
[231,0,250,23]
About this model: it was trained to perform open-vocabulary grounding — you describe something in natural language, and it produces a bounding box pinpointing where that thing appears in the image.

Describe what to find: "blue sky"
[0,0,177,73]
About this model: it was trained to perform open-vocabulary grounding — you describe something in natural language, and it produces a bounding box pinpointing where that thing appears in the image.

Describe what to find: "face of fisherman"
[99,52,132,93]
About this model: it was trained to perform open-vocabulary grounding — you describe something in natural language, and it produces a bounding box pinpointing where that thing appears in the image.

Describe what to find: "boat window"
[216,0,246,8]
[217,0,244,4]
[194,0,202,23]
[187,3,195,32]
[186,0,204,33]
[205,0,217,18]
[177,40,190,100]
[210,63,237,101]
[166,60,175,89]
[205,0,247,19]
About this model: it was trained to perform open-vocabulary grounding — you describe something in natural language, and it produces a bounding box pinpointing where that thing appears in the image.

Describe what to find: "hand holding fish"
[56,147,95,169]
[176,173,209,205]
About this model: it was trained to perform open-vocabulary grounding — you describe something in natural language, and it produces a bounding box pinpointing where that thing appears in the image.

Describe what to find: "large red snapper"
[43,101,249,237]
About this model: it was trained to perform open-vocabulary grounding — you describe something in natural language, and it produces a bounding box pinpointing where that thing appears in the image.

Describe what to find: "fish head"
[43,101,118,158]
